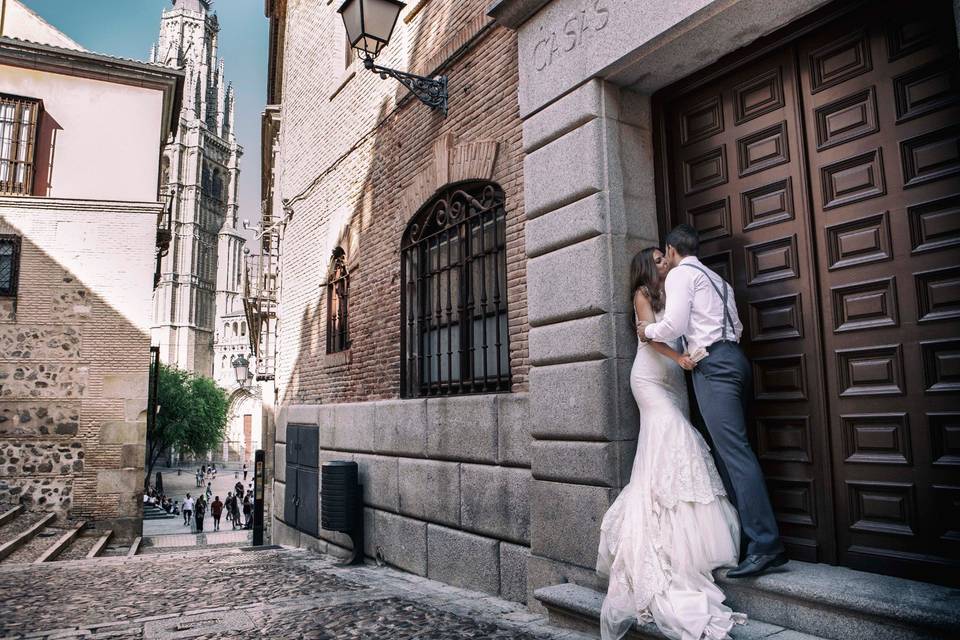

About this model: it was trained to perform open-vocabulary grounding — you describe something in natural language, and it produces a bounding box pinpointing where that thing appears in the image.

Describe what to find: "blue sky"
[21,0,268,241]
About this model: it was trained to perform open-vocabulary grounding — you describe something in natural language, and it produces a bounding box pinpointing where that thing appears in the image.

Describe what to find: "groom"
[638,223,787,577]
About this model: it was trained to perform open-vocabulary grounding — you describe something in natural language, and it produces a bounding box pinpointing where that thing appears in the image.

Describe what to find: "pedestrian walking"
[194,495,206,532]
[243,463,248,481]
[242,494,252,529]
[211,496,223,531]
[230,492,241,529]
[182,493,194,527]
[205,482,212,502]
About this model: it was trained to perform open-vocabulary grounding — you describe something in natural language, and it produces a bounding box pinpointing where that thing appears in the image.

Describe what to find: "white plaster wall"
[0,66,165,202]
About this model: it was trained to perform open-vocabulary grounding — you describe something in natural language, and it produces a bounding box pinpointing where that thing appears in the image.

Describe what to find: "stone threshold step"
[535,560,959,640]
[535,583,827,640]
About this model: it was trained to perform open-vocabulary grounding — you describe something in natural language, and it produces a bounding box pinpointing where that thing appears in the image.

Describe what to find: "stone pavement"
[0,545,595,639]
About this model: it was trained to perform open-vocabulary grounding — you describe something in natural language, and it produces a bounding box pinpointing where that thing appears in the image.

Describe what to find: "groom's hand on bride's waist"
[636,321,652,342]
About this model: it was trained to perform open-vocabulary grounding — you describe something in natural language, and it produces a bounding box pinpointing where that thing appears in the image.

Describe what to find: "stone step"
[86,529,113,559]
[0,512,57,562]
[534,560,959,640]
[35,521,86,563]
[535,583,827,640]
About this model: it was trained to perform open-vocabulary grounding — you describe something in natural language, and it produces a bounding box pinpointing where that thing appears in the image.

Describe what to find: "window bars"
[326,246,350,354]
[0,235,22,297]
[0,95,40,196]
[401,181,511,398]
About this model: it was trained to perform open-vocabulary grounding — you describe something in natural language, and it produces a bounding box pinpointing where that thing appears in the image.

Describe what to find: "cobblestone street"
[0,546,592,640]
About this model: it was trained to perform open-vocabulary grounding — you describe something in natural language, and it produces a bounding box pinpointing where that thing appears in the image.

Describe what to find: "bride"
[596,247,745,640]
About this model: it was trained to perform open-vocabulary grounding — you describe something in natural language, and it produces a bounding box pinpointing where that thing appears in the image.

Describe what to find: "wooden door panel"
[797,0,960,583]
[664,46,835,563]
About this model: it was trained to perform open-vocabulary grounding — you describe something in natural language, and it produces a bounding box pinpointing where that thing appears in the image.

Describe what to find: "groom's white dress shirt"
[643,256,743,352]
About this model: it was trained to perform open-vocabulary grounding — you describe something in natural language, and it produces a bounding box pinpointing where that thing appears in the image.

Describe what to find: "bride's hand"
[676,355,697,370]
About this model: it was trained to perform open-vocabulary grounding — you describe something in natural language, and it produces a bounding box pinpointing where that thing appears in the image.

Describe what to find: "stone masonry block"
[366,508,427,576]
[317,405,334,448]
[527,235,612,327]
[274,443,286,483]
[102,373,148,400]
[460,464,530,544]
[500,542,531,604]
[275,406,288,443]
[273,480,285,521]
[522,79,603,154]
[427,524,500,595]
[426,395,497,463]
[354,453,399,512]
[530,479,616,569]
[524,118,604,219]
[288,404,320,425]
[332,402,375,452]
[497,393,530,467]
[96,469,141,494]
[526,191,607,259]
[99,421,146,446]
[374,399,426,457]
[120,444,144,469]
[398,458,460,527]
[529,313,616,366]
[529,359,617,440]
[531,440,617,486]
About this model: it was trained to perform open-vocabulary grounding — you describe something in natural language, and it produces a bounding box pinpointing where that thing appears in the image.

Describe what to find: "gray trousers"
[691,341,783,556]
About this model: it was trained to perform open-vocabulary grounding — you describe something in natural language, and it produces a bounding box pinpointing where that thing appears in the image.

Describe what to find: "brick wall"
[275,0,526,404]
[0,198,158,539]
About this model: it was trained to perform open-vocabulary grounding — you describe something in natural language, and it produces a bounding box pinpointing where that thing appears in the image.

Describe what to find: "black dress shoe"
[726,551,788,577]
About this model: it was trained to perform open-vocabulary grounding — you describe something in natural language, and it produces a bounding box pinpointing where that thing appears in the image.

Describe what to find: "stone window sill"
[323,349,351,368]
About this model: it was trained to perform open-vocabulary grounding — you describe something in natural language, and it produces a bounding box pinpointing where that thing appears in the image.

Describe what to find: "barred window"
[0,235,22,297]
[0,95,41,196]
[326,246,350,354]
[401,181,510,398]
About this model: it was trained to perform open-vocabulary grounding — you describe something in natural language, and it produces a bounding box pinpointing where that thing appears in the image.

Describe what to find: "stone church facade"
[260,0,960,625]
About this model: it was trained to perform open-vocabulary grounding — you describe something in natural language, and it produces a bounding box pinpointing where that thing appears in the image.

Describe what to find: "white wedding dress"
[596,314,746,640]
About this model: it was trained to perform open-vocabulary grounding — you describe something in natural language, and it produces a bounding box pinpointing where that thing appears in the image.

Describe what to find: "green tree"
[145,364,229,483]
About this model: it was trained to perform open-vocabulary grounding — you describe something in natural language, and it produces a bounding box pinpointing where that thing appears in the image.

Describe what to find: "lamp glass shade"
[232,355,249,385]
[339,0,405,58]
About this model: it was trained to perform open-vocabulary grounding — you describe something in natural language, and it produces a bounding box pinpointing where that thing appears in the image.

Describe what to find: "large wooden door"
[662,45,836,563]
[796,0,960,582]
[658,0,960,583]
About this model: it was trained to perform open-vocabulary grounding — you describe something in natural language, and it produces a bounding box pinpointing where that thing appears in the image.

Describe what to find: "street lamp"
[231,354,250,388]
[338,0,448,115]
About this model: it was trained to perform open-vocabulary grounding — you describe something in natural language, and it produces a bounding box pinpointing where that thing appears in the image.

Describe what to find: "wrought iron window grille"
[0,235,22,298]
[401,181,511,398]
[0,94,41,196]
[326,246,351,354]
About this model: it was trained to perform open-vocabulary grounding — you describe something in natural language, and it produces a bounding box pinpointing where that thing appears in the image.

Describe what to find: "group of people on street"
[181,480,255,533]
[195,464,218,488]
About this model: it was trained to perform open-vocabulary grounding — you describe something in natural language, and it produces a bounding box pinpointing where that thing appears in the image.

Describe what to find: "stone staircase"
[0,504,132,563]
[534,560,959,640]
[143,503,177,520]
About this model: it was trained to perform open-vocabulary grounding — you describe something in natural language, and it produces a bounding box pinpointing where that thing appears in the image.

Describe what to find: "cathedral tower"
[150,0,244,376]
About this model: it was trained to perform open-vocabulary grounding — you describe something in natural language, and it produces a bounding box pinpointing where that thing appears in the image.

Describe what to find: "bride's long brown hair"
[630,247,665,316]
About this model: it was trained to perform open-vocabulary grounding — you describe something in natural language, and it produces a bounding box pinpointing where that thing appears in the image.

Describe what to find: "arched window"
[401,181,510,398]
[232,321,238,337]
[240,321,246,336]
[326,246,350,353]
[212,170,222,202]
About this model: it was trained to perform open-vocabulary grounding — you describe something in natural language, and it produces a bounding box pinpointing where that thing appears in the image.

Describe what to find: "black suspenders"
[681,263,734,342]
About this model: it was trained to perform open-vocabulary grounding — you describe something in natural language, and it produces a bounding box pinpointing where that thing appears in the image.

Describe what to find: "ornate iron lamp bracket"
[363,56,447,115]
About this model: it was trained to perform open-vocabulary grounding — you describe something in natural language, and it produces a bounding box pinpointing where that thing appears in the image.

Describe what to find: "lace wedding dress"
[596,314,745,640]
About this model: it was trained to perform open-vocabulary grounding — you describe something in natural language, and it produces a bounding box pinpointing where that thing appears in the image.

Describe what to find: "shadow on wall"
[0,215,151,535]
[281,0,492,405]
